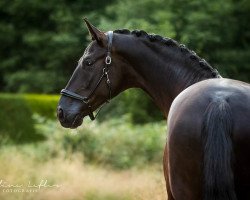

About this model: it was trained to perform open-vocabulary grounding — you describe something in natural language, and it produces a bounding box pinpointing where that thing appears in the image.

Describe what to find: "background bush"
[36,115,166,169]
[0,93,165,169]
[98,89,164,124]
[1,111,166,169]
[0,94,44,142]
[0,93,59,142]
[23,94,59,119]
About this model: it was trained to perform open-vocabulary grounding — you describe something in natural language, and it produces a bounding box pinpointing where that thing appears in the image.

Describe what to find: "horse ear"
[83,18,106,46]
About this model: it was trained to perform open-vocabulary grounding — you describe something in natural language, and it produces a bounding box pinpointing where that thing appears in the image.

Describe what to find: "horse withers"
[57,19,250,199]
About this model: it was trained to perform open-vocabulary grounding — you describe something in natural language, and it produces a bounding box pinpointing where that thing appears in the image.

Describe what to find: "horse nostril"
[57,107,65,122]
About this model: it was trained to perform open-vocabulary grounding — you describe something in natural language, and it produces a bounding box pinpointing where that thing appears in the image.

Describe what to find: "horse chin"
[70,114,84,129]
[59,113,85,129]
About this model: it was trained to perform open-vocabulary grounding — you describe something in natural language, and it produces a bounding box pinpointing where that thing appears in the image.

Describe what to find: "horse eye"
[85,59,93,66]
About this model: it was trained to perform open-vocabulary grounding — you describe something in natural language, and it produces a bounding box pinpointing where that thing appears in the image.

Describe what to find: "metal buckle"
[83,97,89,104]
[106,72,110,84]
[105,55,112,65]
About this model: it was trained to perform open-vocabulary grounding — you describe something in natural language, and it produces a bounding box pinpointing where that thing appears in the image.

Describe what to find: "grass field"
[0,146,166,200]
[0,117,167,200]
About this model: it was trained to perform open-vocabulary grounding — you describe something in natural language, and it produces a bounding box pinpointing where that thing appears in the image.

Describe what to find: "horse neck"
[116,35,217,116]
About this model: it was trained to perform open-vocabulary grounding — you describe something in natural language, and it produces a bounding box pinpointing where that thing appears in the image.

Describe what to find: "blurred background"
[0,0,249,199]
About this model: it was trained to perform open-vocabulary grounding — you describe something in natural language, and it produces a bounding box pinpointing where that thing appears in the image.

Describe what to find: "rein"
[60,31,113,120]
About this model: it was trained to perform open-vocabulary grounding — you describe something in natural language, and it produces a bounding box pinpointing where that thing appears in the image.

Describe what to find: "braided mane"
[114,29,220,78]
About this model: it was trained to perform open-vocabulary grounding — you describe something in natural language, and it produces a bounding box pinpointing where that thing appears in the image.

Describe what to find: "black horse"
[57,19,250,200]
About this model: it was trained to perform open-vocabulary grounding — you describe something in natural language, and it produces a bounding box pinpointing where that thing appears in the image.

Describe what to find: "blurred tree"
[1,0,249,89]
[0,0,114,93]
[168,0,250,81]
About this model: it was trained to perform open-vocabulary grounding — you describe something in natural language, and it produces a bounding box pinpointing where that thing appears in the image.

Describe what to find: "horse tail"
[202,98,237,200]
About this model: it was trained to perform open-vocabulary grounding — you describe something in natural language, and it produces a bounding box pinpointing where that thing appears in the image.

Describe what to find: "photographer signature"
[0,179,61,189]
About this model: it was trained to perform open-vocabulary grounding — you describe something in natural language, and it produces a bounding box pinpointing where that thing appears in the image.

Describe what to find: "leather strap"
[61,89,88,103]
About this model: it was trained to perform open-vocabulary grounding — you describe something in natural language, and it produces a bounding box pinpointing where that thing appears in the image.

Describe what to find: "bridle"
[60,31,113,120]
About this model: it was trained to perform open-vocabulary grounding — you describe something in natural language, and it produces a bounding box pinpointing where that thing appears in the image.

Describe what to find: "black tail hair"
[202,98,237,200]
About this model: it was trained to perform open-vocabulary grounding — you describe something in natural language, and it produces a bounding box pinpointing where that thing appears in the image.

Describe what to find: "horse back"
[167,78,250,200]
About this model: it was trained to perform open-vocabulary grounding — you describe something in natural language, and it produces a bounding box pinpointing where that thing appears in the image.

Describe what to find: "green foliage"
[0,94,44,142]
[98,89,164,124]
[0,93,60,142]
[0,93,165,166]
[23,94,59,119]
[68,118,165,169]
[0,0,115,93]
[37,116,166,169]
[100,0,174,37]
[5,70,65,93]
[174,0,250,81]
